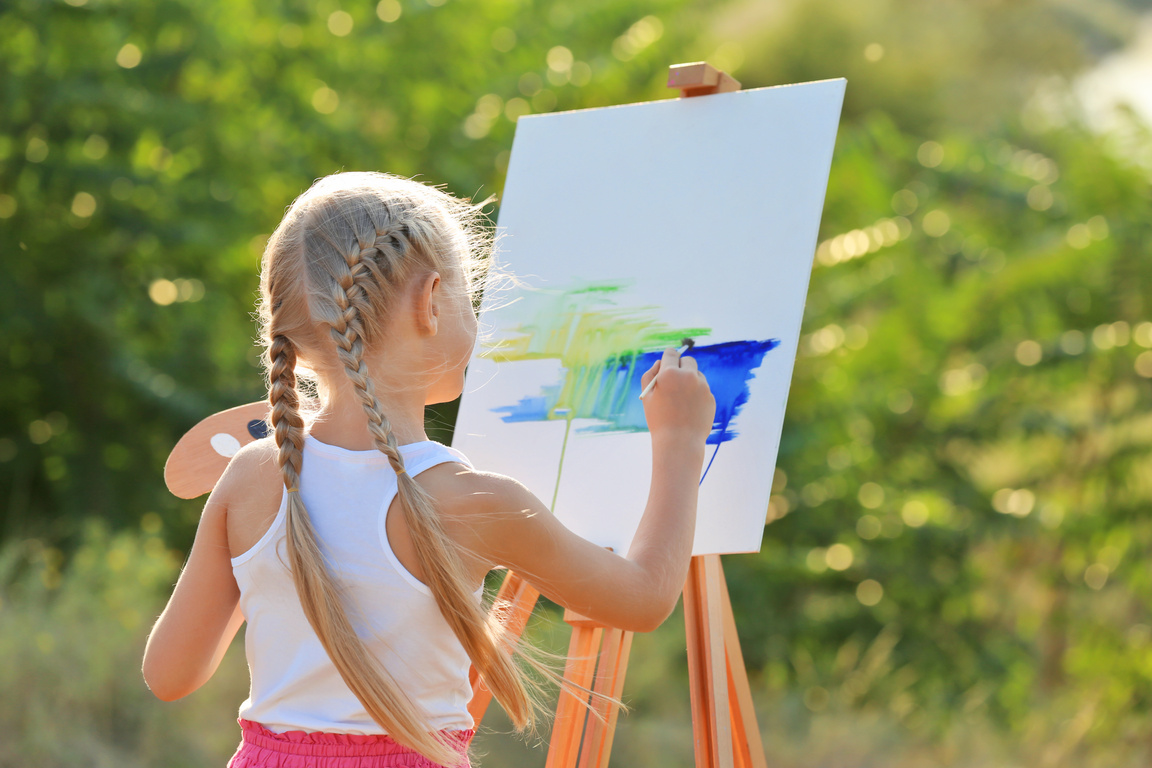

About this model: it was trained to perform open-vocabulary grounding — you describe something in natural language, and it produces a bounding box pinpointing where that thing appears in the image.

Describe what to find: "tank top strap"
[400,441,473,478]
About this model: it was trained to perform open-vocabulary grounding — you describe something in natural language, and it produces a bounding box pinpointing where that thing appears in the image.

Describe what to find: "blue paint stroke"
[491,385,563,423]
[492,338,780,454]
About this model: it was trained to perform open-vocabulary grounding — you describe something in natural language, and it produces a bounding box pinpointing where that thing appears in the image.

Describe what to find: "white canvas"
[453,78,846,556]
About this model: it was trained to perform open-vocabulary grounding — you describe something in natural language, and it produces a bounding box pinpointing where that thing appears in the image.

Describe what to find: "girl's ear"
[414,271,441,335]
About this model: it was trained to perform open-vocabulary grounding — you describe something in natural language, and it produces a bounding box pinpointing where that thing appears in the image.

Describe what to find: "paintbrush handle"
[638,343,691,400]
[638,376,660,400]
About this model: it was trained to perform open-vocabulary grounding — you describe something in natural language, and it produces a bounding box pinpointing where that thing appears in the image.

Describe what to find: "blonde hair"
[258,172,531,766]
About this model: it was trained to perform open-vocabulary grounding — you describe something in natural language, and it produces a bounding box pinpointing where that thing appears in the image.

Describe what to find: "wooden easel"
[469,557,766,768]
[163,61,765,768]
[469,63,766,768]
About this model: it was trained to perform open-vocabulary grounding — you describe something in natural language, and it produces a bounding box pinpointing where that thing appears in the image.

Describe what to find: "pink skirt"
[228,719,474,768]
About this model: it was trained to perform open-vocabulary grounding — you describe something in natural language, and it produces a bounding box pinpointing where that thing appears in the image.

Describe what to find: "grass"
[3,525,1148,767]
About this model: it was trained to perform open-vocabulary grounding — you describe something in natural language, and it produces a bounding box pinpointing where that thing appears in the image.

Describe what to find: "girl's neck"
[307,379,430,451]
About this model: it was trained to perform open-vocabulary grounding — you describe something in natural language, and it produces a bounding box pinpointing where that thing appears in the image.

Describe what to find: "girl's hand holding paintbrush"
[639,343,716,448]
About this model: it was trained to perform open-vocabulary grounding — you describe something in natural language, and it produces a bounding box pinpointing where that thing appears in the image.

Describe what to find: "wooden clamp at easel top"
[668,62,741,98]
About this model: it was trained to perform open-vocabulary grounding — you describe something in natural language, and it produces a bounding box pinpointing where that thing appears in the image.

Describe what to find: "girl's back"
[228,436,477,735]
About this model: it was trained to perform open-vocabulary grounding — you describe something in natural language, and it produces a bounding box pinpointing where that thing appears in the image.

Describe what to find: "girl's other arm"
[142,482,244,701]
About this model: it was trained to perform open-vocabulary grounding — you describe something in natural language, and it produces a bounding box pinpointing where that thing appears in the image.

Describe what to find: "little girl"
[142,172,715,768]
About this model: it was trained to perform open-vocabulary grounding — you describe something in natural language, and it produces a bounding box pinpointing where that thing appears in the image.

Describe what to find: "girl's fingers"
[679,354,698,372]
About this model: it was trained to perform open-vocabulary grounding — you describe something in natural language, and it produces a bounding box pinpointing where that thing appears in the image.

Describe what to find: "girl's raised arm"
[441,347,715,632]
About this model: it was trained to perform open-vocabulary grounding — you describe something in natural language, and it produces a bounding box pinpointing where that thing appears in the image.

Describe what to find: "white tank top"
[231,435,478,734]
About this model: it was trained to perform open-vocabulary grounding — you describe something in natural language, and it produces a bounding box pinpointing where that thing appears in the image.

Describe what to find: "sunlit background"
[1,0,1151,765]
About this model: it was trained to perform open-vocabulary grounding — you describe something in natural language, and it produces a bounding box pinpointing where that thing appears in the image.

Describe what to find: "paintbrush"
[638,338,696,400]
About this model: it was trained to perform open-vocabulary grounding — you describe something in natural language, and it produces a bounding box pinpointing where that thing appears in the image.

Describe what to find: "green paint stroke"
[485,281,710,425]
[486,281,709,512]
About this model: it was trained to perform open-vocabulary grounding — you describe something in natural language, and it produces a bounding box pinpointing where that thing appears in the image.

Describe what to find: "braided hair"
[257,173,532,765]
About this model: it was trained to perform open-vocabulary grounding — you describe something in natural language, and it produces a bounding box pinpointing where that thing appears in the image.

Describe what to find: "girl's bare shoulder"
[416,462,541,521]
[211,437,284,558]
[415,463,547,576]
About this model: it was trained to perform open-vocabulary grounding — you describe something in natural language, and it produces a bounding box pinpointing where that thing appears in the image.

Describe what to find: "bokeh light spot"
[328,11,354,36]
[1135,351,1152,378]
[117,43,142,68]
[891,189,917,215]
[26,137,48,163]
[547,46,573,73]
[1084,563,1109,590]
[1015,340,1042,366]
[826,543,854,571]
[922,210,950,237]
[312,86,339,114]
[1027,185,1053,211]
[1092,324,1116,350]
[504,97,530,122]
[858,482,884,509]
[29,420,53,445]
[1132,322,1152,348]
[857,515,881,540]
[917,141,944,168]
[83,135,109,160]
[1059,330,1085,355]
[376,0,401,22]
[71,192,97,218]
[992,488,1034,517]
[149,279,178,306]
[857,579,884,606]
[887,389,913,414]
[1086,215,1109,240]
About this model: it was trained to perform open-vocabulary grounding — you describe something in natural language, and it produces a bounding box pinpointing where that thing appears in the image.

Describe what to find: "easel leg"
[478,558,766,768]
[719,567,767,768]
[577,627,633,768]
[546,618,603,768]
[684,554,735,768]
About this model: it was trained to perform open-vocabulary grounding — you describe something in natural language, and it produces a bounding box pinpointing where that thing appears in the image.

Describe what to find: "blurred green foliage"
[0,522,249,767]
[2,0,1152,764]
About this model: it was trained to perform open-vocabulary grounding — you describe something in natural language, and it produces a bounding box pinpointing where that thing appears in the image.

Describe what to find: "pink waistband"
[231,719,474,767]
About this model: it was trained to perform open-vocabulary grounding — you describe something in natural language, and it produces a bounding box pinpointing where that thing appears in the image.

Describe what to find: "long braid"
[269,335,305,491]
[269,329,465,766]
[330,234,536,726]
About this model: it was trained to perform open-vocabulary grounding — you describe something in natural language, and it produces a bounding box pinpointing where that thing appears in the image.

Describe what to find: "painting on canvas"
[453,78,846,556]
